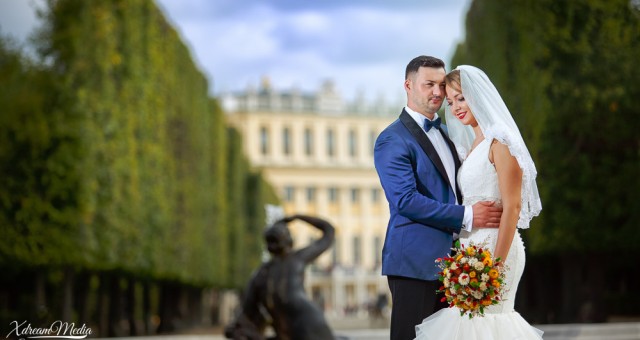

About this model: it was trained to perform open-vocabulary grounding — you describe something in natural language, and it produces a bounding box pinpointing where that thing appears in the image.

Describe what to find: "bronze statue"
[224,214,336,340]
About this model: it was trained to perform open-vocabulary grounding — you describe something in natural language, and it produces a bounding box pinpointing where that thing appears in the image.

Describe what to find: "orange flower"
[483,257,493,267]
[482,299,492,306]
[488,269,499,279]
[466,247,476,256]
[491,280,501,288]
[469,271,477,278]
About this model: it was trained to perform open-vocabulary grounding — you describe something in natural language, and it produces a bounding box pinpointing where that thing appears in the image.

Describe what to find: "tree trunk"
[143,281,152,335]
[127,277,138,336]
[188,286,203,327]
[98,273,111,337]
[581,253,606,322]
[157,282,177,333]
[532,256,552,323]
[108,275,124,337]
[560,254,579,322]
[34,270,48,323]
[61,267,74,322]
[205,288,219,327]
[75,272,92,325]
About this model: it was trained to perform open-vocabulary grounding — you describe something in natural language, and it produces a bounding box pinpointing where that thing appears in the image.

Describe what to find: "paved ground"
[105,320,640,340]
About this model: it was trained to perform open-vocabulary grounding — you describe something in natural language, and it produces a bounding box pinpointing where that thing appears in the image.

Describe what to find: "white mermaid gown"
[414,139,543,339]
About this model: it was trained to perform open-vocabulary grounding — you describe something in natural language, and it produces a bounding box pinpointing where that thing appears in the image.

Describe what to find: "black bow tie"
[423,117,441,132]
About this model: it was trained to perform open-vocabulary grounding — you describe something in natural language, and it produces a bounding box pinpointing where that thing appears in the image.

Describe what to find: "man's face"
[405,67,446,116]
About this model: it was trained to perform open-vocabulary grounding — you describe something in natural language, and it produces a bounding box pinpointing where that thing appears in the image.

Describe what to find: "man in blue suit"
[374,56,502,340]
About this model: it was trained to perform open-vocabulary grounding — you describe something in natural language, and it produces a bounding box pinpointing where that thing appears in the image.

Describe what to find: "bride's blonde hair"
[445,69,462,93]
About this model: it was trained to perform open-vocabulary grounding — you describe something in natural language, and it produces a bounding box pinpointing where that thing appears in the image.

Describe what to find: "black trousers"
[387,275,447,340]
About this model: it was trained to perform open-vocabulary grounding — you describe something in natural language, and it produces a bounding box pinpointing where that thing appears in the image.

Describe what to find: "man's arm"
[374,131,464,232]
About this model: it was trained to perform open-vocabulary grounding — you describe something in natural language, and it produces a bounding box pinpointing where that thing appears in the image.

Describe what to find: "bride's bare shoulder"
[489,139,515,165]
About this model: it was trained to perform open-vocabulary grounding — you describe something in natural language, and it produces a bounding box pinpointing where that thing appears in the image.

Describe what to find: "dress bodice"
[458,139,501,206]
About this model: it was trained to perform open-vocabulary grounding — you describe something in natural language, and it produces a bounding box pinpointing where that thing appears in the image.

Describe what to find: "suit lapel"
[438,127,463,204]
[400,110,457,200]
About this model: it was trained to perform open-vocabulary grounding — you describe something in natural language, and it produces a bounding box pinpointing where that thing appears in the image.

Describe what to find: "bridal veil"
[445,65,542,229]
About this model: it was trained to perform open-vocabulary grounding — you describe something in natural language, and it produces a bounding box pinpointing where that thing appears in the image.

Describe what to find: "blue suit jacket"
[374,110,464,281]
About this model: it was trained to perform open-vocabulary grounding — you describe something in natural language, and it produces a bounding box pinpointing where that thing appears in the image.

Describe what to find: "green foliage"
[0,0,278,289]
[0,36,87,268]
[534,0,640,252]
[225,127,280,287]
[226,127,250,287]
[453,0,640,254]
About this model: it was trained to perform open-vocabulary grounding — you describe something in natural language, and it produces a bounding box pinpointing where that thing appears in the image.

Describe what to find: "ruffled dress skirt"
[414,307,543,340]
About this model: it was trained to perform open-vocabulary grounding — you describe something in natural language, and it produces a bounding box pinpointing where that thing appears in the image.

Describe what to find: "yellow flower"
[488,269,499,279]
[469,271,477,278]
[456,254,464,261]
[466,247,476,256]
[483,257,493,267]
[491,280,501,288]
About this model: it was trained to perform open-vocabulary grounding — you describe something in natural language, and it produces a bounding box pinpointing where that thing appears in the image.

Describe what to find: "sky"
[0,0,471,104]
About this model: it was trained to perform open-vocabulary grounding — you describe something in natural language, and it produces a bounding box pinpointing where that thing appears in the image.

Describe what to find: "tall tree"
[1,0,278,331]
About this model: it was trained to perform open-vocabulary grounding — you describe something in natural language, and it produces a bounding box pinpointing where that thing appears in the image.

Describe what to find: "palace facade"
[222,78,399,318]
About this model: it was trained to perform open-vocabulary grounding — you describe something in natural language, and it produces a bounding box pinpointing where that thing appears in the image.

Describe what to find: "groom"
[374,56,502,340]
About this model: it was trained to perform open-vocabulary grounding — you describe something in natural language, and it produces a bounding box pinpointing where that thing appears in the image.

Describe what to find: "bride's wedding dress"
[414,139,543,339]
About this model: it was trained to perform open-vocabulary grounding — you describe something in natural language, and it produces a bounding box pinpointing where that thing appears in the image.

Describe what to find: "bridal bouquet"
[436,240,505,318]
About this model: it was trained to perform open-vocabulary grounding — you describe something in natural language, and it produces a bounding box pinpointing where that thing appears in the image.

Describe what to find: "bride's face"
[446,85,478,127]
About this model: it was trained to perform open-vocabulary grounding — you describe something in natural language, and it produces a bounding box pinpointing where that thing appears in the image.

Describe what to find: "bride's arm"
[490,141,523,262]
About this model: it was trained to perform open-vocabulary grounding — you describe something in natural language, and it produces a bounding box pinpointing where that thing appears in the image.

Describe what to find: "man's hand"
[471,201,502,228]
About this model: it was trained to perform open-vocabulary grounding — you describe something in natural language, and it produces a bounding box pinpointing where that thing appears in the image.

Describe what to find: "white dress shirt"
[405,107,474,231]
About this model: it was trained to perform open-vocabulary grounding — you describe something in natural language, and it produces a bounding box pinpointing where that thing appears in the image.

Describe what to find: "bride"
[414,65,543,339]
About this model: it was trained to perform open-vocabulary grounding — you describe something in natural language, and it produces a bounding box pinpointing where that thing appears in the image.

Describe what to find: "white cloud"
[0,0,472,102]
[0,0,45,43]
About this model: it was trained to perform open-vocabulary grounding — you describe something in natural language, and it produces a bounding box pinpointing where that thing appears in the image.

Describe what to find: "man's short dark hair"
[405,56,446,80]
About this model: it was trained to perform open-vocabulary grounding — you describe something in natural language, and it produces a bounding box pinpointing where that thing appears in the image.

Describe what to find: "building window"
[371,188,380,203]
[283,127,291,155]
[350,188,360,203]
[326,129,335,157]
[260,126,269,155]
[306,187,316,202]
[353,236,361,265]
[369,130,377,156]
[328,187,338,203]
[304,128,314,156]
[284,186,295,202]
[348,129,357,157]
